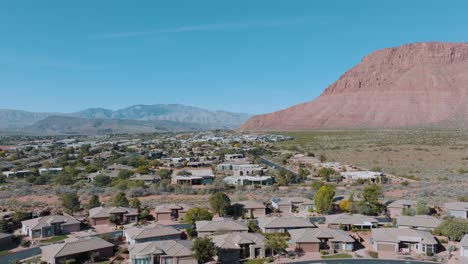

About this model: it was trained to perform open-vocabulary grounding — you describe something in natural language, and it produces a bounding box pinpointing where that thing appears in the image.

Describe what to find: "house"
[154,204,191,222]
[225,154,244,160]
[39,167,63,175]
[232,201,267,218]
[256,217,315,233]
[326,214,378,230]
[271,197,314,213]
[444,202,468,219]
[289,228,355,253]
[88,207,138,226]
[0,233,14,250]
[211,232,265,264]
[196,219,248,237]
[2,170,34,178]
[41,237,114,264]
[129,174,161,185]
[460,234,468,257]
[396,215,441,231]
[340,171,384,184]
[223,175,273,186]
[387,200,416,218]
[232,164,264,177]
[172,168,215,185]
[21,215,81,239]
[124,224,182,244]
[129,240,196,264]
[370,228,438,255]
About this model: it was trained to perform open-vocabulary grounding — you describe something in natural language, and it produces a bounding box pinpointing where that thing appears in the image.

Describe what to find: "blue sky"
[1,0,468,115]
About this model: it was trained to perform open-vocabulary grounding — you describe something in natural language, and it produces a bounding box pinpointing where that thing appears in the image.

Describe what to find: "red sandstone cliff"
[240,42,468,131]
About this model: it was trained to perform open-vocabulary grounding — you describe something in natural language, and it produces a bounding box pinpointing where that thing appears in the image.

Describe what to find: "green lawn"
[0,251,10,257]
[321,253,353,259]
[41,235,68,243]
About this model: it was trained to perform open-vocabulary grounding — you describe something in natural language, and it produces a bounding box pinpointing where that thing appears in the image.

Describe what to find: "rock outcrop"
[240,42,468,130]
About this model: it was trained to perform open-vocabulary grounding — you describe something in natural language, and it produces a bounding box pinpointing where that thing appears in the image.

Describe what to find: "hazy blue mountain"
[0,104,250,135]
[71,104,251,128]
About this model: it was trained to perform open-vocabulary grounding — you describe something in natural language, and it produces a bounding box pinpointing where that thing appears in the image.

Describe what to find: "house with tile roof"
[444,202,468,219]
[370,228,438,255]
[128,240,196,264]
[196,219,248,237]
[396,215,441,231]
[256,216,316,234]
[232,201,267,218]
[124,224,182,244]
[326,214,378,230]
[211,232,265,263]
[41,237,114,264]
[21,215,80,239]
[387,200,416,218]
[154,203,191,222]
[88,207,138,226]
[271,197,314,213]
[289,227,355,253]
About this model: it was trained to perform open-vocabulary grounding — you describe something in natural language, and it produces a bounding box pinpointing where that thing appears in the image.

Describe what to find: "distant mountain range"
[0,104,251,135]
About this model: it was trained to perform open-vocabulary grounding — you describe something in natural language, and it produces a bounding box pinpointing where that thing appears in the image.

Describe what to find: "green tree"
[117,170,133,180]
[86,195,101,209]
[361,184,382,203]
[93,174,111,187]
[112,192,129,207]
[317,167,336,181]
[264,233,288,257]
[130,198,141,210]
[193,237,217,264]
[310,180,325,191]
[434,218,468,241]
[184,207,213,225]
[12,211,29,223]
[314,185,335,214]
[415,200,431,215]
[61,193,81,213]
[298,168,310,181]
[209,192,231,216]
[109,214,121,226]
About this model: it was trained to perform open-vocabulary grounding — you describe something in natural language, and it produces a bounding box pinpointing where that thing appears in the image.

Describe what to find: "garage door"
[377,243,396,252]
[462,248,468,257]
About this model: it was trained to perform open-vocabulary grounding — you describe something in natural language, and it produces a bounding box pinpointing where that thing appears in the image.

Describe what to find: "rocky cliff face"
[240,42,468,130]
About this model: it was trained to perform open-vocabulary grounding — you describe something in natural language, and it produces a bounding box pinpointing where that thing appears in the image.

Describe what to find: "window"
[163,258,172,264]
[133,258,150,264]
[333,243,340,250]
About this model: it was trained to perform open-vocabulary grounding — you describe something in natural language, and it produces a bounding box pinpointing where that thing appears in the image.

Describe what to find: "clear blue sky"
[1,0,468,115]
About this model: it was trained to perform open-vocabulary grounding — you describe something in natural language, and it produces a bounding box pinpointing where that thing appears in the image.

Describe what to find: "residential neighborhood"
[0,131,466,264]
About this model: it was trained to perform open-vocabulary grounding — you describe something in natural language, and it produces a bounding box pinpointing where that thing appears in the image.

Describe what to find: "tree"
[264,233,288,257]
[112,192,129,207]
[130,198,141,210]
[319,154,327,162]
[12,211,29,223]
[361,184,382,204]
[192,237,217,264]
[86,195,101,209]
[415,200,431,215]
[93,174,111,187]
[434,218,468,241]
[61,193,81,213]
[338,200,351,213]
[209,192,231,216]
[317,168,336,181]
[109,214,121,226]
[314,185,335,214]
[310,180,325,191]
[117,170,133,180]
[298,168,310,181]
[184,207,213,225]
[275,168,292,186]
